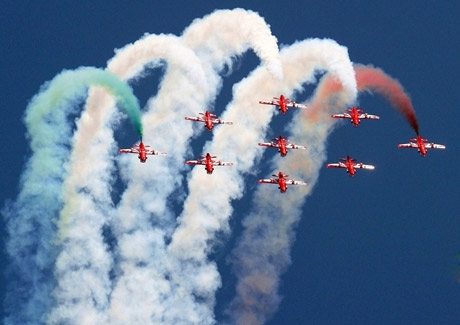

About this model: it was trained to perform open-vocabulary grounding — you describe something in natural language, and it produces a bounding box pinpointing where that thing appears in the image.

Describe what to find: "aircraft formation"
[119,94,446,188]
[327,106,445,175]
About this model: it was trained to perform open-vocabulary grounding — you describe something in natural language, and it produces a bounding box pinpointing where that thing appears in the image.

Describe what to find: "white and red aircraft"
[331,107,380,127]
[118,141,167,163]
[258,171,307,193]
[258,136,307,157]
[185,153,233,174]
[398,135,446,157]
[185,110,233,131]
[259,94,308,114]
[326,156,375,177]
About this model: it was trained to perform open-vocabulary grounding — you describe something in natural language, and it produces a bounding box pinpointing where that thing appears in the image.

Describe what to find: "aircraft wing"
[358,113,380,120]
[331,113,351,119]
[213,161,233,166]
[259,100,277,106]
[285,143,307,150]
[258,178,277,184]
[119,148,138,154]
[424,143,446,149]
[326,162,346,168]
[287,180,307,186]
[146,150,167,156]
[354,163,375,170]
[287,102,308,109]
[185,159,205,166]
[258,142,279,148]
[398,143,418,148]
[185,116,205,122]
[212,118,233,125]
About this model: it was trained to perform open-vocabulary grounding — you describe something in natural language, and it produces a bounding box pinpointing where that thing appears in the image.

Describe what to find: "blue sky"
[1,1,459,324]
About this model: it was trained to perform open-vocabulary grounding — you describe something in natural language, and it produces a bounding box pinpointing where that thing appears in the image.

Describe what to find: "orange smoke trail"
[354,64,419,135]
[306,64,420,135]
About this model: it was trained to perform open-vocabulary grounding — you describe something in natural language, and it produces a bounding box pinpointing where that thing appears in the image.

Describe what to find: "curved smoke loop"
[3,9,419,325]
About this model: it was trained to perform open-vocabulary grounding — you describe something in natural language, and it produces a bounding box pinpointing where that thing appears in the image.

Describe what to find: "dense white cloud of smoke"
[5,8,367,325]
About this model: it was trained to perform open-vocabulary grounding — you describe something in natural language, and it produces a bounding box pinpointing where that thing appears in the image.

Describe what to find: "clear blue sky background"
[1,1,459,324]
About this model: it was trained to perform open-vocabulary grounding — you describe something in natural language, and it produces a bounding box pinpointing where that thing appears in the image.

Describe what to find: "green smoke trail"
[25,66,143,139]
[3,66,143,323]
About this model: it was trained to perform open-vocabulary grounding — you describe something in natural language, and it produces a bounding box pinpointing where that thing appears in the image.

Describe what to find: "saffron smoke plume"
[355,64,419,135]
[228,72,356,325]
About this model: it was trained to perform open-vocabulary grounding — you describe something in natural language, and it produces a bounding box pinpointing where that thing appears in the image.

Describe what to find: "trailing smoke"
[3,67,143,324]
[45,9,283,324]
[307,64,420,134]
[228,62,420,324]
[108,9,283,324]
[49,34,208,324]
[4,8,424,325]
[354,64,419,135]
[166,38,357,325]
[228,71,357,324]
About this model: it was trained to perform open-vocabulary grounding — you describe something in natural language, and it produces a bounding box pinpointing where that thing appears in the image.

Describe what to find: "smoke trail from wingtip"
[354,64,419,135]
[3,66,143,324]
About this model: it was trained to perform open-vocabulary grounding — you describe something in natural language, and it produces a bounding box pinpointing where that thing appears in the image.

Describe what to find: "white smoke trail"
[168,38,357,324]
[228,71,357,324]
[109,9,282,324]
[182,8,283,80]
[47,34,207,324]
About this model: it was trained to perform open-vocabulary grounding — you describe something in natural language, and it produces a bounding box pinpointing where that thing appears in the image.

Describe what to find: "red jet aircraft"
[258,136,307,157]
[398,135,446,157]
[185,110,233,131]
[185,153,233,174]
[331,107,380,127]
[326,156,375,177]
[258,171,307,193]
[259,94,308,114]
[118,141,167,163]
